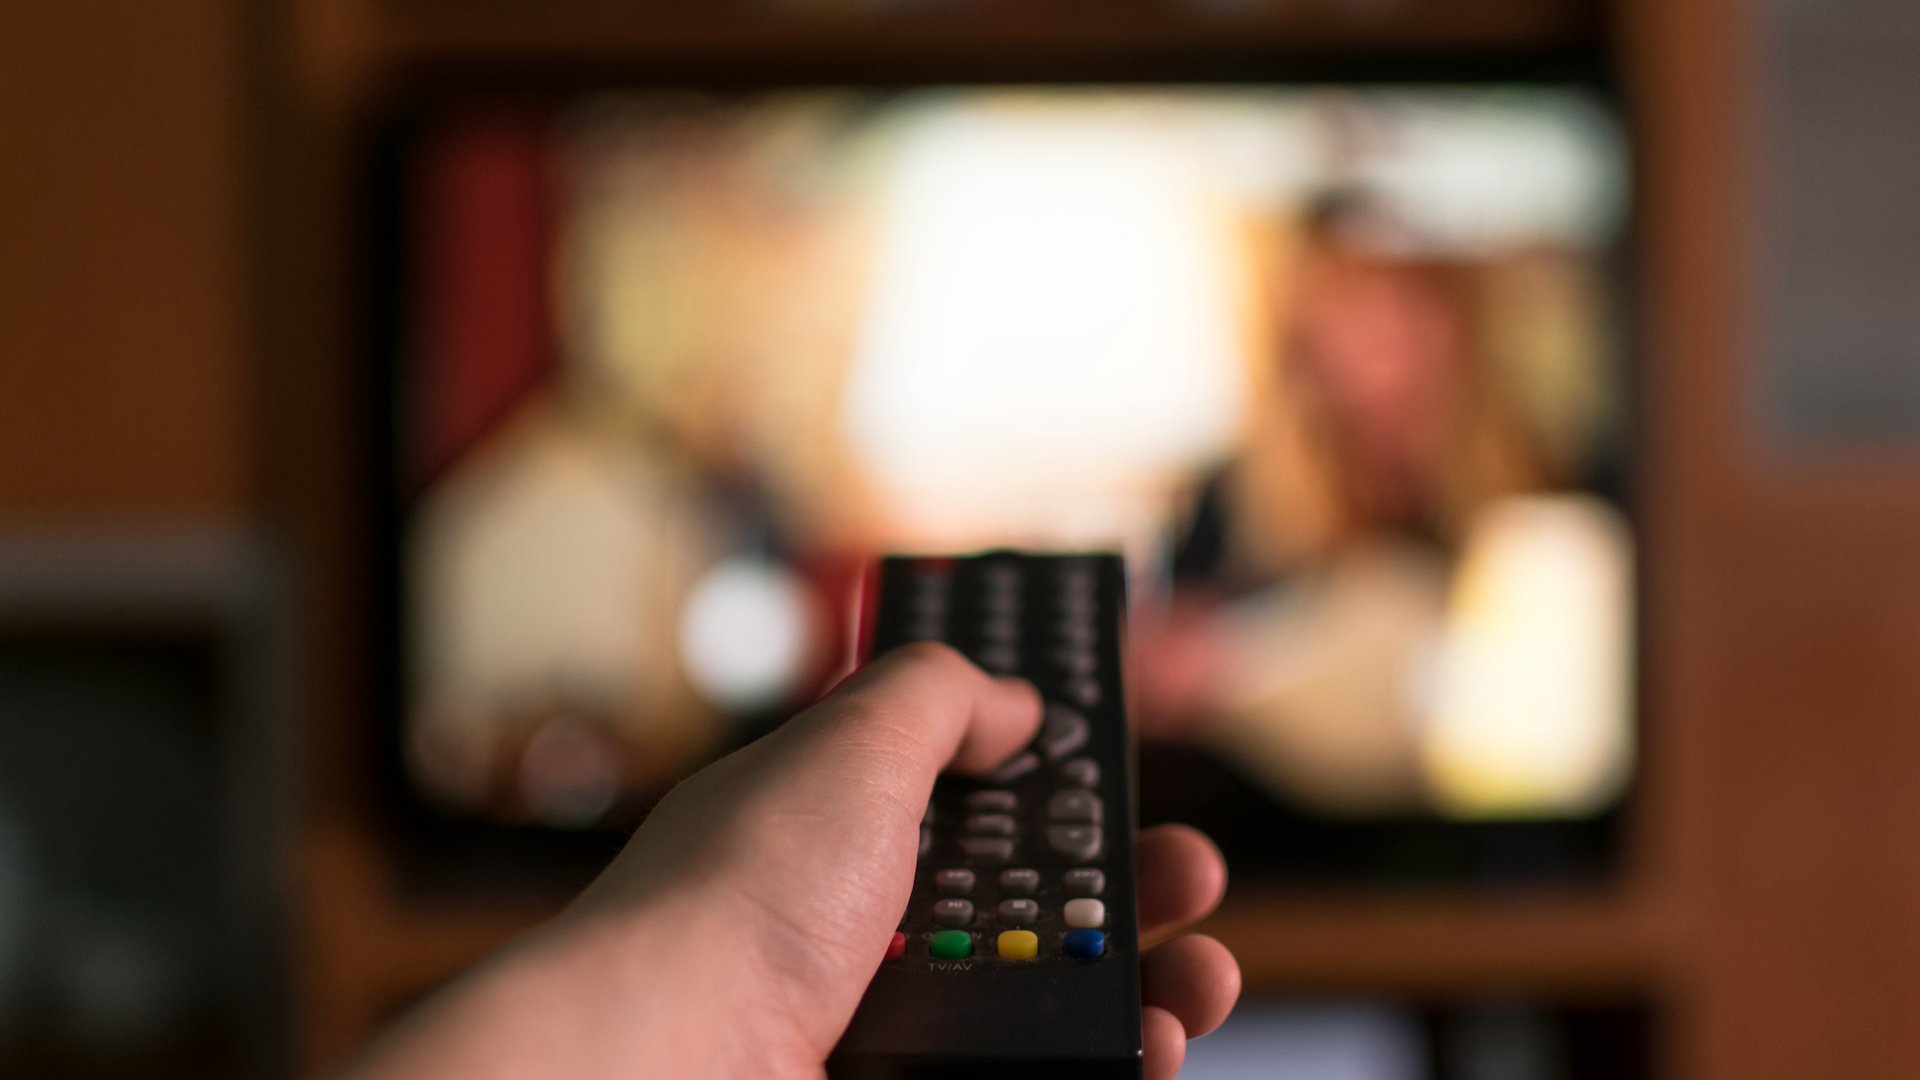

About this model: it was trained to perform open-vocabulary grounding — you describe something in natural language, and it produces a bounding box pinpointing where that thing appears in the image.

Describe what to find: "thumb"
[585,642,1041,915]
[786,641,1044,780]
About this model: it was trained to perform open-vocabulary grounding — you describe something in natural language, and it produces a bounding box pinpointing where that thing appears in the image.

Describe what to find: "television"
[374,81,1634,886]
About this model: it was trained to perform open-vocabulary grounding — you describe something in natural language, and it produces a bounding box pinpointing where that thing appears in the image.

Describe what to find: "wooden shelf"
[305,812,1665,1021]
[1194,888,1665,997]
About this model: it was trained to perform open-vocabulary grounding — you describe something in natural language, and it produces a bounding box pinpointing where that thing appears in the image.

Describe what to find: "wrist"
[530,883,807,1077]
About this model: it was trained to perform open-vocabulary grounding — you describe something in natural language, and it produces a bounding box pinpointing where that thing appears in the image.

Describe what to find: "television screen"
[390,86,1631,872]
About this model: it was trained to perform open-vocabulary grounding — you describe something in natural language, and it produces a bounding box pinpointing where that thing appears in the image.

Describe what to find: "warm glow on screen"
[842,102,1251,550]
[405,87,1632,826]
[1426,496,1633,817]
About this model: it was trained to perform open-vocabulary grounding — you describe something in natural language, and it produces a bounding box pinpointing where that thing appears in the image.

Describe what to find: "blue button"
[1064,929,1106,959]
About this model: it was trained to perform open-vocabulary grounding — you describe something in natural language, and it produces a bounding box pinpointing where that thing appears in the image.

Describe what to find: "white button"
[1064,898,1106,929]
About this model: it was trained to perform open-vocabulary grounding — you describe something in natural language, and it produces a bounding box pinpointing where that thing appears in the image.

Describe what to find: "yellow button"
[997,930,1039,961]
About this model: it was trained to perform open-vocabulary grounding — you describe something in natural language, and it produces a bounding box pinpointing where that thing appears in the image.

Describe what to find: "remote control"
[828,552,1143,1079]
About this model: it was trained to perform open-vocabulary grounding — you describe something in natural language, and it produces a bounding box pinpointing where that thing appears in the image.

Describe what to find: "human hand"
[347,643,1239,1080]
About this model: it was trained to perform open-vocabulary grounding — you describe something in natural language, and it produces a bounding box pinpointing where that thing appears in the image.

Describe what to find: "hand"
[346,643,1239,1080]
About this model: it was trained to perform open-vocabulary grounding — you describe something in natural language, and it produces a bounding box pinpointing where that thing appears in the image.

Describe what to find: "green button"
[929,930,973,959]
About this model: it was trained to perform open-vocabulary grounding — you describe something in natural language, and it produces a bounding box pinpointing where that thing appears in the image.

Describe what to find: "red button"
[886,931,907,960]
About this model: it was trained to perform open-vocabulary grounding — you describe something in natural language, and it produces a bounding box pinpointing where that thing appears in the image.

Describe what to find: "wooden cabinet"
[0,0,252,521]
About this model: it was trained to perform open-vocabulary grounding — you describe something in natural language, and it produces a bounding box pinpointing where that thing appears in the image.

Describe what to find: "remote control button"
[979,615,1020,642]
[981,603,1020,628]
[1054,622,1097,647]
[979,579,1022,608]
[1047,790,1102,824]
[905,609,947,632]
[932,899,975,927]
[961,837,1015,861]
[1062,678,1102,709]
[886,931,907,960]
[1064,929,1106,959]
[997,929,1039,960]
[935,869,976,896]
[1039,706,1090,760]
[1056,592,1096,612]
[1052,646,1098,676]
[998,868,1040,896]
[996,899,1039,926]
[980,563,1021,589]
[1055,593,1097,619]
[975,645,1020,674]
[1047,825,1103,861]
[919,827,933,857]
[984,752,1039,783]
[965,813,1017,837]
[982,586,1020,606]
[966,791,1019,813]
[1058,557,1096,578]
[1064,898,1106,928]
[982,586,1021,609]
[1059,758,1100,788]
[1064,868,1106,896]
[930,930,973,959]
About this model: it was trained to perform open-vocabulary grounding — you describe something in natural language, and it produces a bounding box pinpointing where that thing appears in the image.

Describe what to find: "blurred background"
[2,0,1918,1077]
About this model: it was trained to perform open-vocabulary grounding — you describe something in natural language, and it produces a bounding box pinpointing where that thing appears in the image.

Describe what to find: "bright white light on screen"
[678,557,817,712]
[1425,495,1633,817]
[1359,97,1624,255]
[841,103,1250,547]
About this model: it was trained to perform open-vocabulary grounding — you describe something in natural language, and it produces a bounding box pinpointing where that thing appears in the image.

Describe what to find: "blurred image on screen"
[395,87,1631,841]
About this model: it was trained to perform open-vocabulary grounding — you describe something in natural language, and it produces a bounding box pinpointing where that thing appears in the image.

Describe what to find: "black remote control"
[828,552,1143,1079]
